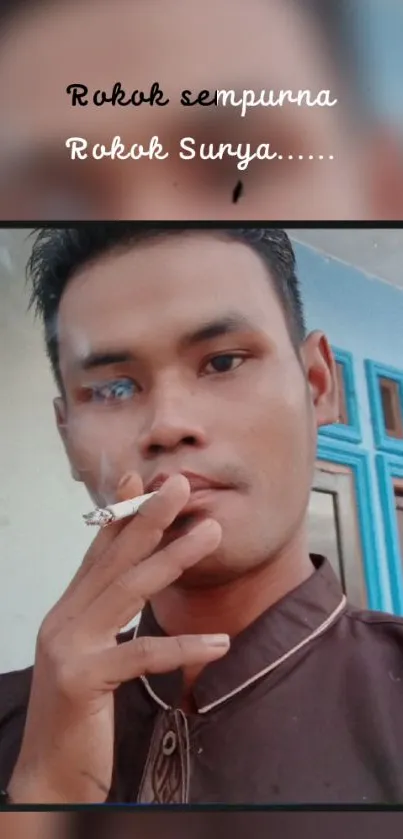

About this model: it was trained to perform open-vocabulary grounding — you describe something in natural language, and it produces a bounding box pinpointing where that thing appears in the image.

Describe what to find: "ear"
[300,331,339,428]
[53,396,82,482]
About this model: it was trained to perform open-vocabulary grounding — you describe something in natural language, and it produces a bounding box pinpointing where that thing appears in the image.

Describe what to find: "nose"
[138,391,208,458]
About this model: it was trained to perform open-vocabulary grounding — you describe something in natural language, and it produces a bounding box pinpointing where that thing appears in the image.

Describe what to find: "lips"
[145,470,230,495]
[147,472,232,548]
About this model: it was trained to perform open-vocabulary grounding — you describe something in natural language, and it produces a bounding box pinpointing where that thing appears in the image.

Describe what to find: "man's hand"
[8,474,228,804]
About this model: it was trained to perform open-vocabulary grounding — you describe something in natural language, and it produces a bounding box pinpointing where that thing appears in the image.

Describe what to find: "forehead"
[0,0,338,139]
[57,234,287,351]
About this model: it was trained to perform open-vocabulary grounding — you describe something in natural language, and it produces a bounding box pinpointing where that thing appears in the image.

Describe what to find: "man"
[1,225,403,805]
[0,0,402,221]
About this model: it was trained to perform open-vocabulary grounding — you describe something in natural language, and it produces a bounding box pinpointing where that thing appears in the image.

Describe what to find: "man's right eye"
[88,379,139,404]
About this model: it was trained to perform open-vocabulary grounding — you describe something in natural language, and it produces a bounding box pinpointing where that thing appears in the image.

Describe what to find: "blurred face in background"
[0,814,65,839]
[67,811,403,839]
[0,0,401,220]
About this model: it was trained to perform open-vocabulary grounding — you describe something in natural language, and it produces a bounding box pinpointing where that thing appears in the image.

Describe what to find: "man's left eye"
[204,354,246,374]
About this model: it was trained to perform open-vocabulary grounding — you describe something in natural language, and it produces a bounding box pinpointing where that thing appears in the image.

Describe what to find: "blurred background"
[2,226,403,673]
[2,810,403,839]
[0,0,402,220]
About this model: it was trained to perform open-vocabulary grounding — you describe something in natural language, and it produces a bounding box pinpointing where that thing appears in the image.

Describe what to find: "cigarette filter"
[83,491,157,527]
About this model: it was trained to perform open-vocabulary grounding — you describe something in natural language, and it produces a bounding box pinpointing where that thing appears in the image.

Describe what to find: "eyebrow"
[74,313,259,373]
[0,138,69,179]
[0,135,105,187]
[180,313,258,348]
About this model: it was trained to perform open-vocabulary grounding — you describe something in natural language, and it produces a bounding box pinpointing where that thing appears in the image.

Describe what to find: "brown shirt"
[1,555,403,804]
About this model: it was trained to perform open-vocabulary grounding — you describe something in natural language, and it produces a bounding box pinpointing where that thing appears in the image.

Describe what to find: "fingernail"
[202,634,230,647]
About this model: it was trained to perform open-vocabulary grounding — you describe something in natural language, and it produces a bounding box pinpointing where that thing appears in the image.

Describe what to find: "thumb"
[115,472,144,503]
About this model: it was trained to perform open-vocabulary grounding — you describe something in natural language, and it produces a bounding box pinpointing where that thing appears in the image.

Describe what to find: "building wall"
[0,238,94,674]
[295,241,403,617]
[1,237,403,672]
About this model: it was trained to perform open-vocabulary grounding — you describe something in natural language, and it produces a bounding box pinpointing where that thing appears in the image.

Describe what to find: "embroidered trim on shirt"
[137,709,189,803]
[133,594,347,715]
[198,593,347,713]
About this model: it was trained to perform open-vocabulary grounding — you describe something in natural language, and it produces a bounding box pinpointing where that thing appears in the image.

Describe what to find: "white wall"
[0,231,93,673]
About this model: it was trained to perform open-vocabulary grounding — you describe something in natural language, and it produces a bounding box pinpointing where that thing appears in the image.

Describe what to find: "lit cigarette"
[83,491,157,527]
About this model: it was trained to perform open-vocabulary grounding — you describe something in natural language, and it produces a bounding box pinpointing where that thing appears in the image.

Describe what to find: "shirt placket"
[137,707,190,804]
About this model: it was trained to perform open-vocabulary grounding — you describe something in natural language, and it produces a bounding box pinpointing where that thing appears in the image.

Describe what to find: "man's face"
[55,234,338,585]
[0,0,376,220]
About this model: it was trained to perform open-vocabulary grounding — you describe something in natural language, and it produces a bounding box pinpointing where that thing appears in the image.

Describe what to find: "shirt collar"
[133,555,347,714]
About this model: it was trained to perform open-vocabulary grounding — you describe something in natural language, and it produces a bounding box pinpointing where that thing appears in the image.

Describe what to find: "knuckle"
[155,544,177,568]
[55,663,79,698]
[134,635,157,664]
[134,503,152,522]
[37,620,59,656]
[112,574,133,597]
[172,635,187,656]
[54,656,89,699]
[114,518,164,566]
[136,491,182,531]
[134,507,164,538]
[158,543,192,575]
[37,635,62,673]
[134,498,160,523]
[36,626,86,699]
[130,525,164,561]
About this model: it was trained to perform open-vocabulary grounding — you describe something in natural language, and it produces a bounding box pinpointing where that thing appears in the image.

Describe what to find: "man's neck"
[150,532,314,642]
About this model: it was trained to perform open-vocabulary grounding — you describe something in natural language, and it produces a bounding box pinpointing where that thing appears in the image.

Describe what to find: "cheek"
[243,374,312,487]
[65,411,137,500]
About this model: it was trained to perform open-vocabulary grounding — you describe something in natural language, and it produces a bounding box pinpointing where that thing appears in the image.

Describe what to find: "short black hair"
[27,226,306,392]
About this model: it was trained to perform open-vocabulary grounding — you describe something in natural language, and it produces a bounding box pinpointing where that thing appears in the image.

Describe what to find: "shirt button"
[162,730,177,756]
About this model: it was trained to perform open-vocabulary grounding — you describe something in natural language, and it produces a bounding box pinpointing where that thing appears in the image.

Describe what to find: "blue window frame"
[365,360,403,456]
[376,453,403,614]
[317,438,386,612]
[319,347,362,445]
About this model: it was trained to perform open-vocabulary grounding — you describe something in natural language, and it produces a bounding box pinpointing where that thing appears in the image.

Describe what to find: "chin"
[175,549,247,590]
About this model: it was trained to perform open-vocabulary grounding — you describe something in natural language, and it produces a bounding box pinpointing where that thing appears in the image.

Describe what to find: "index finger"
[56,474,192,615]
[59,472,144,600]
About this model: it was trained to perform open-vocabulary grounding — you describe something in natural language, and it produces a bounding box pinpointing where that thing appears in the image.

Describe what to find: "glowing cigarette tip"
[83,491,157,527]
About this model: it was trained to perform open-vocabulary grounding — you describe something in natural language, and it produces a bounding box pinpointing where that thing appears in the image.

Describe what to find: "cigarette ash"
[83,507,114,527]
